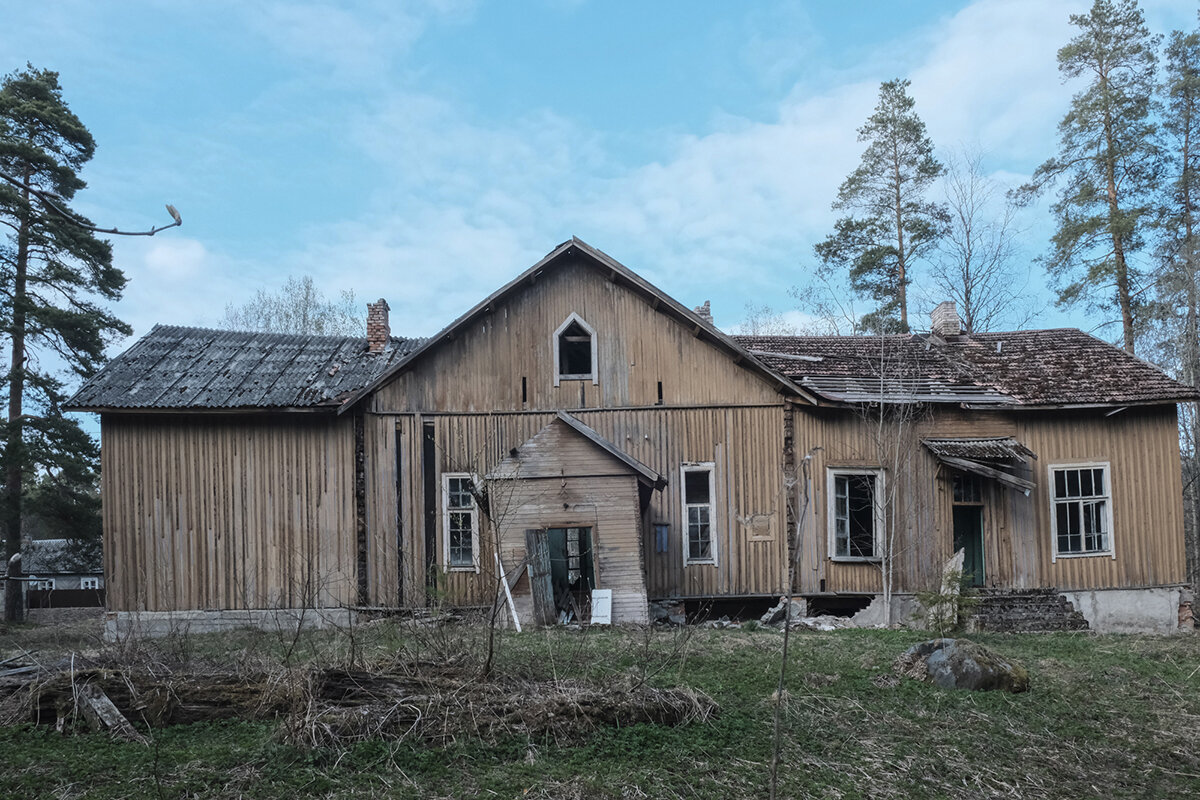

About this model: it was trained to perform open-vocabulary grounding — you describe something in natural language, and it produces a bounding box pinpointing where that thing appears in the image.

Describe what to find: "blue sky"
[4,0,1197,348]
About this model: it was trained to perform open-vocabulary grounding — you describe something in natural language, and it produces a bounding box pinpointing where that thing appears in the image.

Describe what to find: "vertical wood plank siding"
[793,405,1185,596]
[366,406,789,606]
[368,257,782,414]
[101,414,357,611]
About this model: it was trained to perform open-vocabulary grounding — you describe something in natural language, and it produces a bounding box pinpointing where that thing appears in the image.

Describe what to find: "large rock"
[894,638,1029,693]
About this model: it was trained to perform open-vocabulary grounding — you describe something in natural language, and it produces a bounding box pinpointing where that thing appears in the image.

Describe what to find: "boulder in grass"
[894,638,1030,693]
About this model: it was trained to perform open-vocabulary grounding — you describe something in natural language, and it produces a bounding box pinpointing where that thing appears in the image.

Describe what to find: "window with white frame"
[442,473,479,571]
[1050,463,1113,557]
[81,577,100,590]
[30,578,54,591]
[553,313,597,385]
[828,468,884,560]
[682,463,717,565]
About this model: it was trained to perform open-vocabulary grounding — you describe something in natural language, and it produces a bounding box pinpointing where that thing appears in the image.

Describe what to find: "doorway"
[546,526,595,621]
[951,473,985,588]
[952,506,985,588]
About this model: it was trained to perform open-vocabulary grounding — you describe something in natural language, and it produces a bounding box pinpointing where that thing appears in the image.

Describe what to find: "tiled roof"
[66,326,424,411]
[734,329,1197,407]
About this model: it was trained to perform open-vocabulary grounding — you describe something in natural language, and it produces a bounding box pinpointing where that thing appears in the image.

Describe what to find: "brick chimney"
[367,299,390,353]
[931,301,962,338]
[693,301,714,326]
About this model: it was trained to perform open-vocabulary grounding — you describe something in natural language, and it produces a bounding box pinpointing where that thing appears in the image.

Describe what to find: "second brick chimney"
[367,299,390,353]
[693,300,714,326]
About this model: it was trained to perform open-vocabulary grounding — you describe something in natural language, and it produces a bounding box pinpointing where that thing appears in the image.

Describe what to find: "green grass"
[2,620,1199,798]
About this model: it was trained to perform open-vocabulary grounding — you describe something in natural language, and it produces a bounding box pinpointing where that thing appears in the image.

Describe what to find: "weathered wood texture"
[366,406,788,608]
[368,256,782,414]
[101,414,357,611]
[491,419,650,624]
[793,405,1186,596]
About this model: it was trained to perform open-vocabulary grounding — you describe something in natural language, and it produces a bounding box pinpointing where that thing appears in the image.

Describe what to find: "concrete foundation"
[104,607,359,641]
[1062,587,1191,635]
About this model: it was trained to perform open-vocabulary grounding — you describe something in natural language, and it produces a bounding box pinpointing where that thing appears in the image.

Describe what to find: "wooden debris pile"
[0,656,717,747]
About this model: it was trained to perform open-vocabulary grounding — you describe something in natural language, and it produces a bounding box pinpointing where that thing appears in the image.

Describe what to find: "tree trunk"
[894,147,908,331]
[1100,69,1136,354]
[3,176,29,622]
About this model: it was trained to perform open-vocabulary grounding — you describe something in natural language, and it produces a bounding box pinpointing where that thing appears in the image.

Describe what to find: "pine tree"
[1151,20,1200,594]
[0,66,129,620]
[1017,0,1161,354]
[814,79,947,333]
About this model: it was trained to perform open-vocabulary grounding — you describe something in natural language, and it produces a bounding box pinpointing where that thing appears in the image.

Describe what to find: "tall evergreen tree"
[1017,0,1161,354]
[1150,20,1200,593]
[814,79,947,333]
[0,66,129,620]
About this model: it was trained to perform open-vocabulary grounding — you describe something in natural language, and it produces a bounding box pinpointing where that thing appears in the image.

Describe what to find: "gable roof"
[491,412,667,490]
[21,538,102,575]
[66,325,424,412]
[338,237,813,412]
[734,329,1198,408]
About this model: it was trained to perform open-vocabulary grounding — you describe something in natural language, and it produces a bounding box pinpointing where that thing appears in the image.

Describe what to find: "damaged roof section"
[922,437,1036,492]
[66,325,424,411]
[734,329,1199,408]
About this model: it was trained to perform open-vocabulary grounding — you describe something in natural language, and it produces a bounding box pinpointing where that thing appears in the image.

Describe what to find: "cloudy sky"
[4,0,1197,346]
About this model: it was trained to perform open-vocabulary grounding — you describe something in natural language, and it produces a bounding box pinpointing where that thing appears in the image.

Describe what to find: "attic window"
[554,313,598,386]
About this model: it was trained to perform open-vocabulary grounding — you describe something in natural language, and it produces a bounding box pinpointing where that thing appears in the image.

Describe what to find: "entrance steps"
[971,588,1090,632]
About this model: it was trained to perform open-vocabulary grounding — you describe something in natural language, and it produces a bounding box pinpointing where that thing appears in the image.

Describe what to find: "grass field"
[1,617,1199,799]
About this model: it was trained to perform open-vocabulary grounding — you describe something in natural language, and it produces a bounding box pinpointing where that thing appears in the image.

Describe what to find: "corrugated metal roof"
[66,326,424,411]
[923,437,1037,462]
[21,538,102,575]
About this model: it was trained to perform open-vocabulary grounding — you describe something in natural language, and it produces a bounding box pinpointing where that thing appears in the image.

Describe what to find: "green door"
[952,506,985,588]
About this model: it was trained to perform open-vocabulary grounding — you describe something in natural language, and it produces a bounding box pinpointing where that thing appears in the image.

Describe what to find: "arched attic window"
[553,313,598,386]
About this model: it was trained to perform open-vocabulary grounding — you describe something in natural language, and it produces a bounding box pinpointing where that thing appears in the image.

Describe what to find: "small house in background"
[21,538,105,609]
[66,238,1198,634]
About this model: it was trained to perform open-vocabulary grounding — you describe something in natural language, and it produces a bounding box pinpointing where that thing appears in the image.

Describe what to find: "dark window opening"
[833,472,877,559]
[558,320,592,377]
[656,380,664,405]
[952,473,982,504]
[521,376,527,404]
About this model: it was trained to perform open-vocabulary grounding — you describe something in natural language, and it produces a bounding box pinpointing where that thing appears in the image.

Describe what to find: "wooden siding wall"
[101,414,358,612]
[498,473,648,625]
[793,405,1186,596]
[364,405,789,607]
[369,257,782,414]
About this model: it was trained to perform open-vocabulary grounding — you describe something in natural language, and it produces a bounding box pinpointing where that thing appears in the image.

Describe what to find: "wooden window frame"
[441,472,480,573]
[681,462,718,567]
[827,467,885,562]
[1048,462,1115,562]
[81,577,100,590]
[552,312,598,386]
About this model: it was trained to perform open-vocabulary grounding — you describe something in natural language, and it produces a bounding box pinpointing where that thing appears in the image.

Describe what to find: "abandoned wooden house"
[67,238,1197,634]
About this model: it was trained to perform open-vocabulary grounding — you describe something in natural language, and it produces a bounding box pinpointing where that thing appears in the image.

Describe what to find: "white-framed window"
[81,577,100,590]
[828,468,885,560]
[681,463,717,566]
[553,313,598,386]
[29,578,54,591]
[442,473,480,572]
[1049,463,1114,559]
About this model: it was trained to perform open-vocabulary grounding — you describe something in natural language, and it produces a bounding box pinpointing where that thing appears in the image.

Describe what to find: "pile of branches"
[0,656,717,748]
